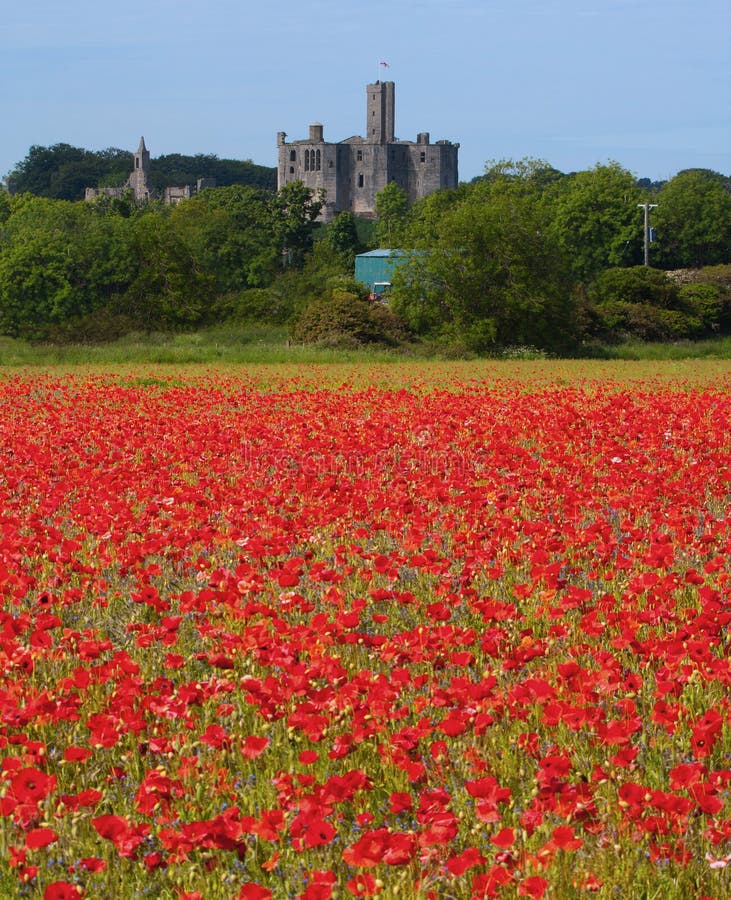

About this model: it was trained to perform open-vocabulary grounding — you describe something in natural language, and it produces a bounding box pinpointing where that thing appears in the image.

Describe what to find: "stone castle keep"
[277,81,459,221]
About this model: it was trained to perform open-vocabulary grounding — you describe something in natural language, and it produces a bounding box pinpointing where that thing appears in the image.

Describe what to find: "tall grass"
[0,326,412,367]
[3,325,731,367]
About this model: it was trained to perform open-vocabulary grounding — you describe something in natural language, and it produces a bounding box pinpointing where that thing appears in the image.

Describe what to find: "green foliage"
[591,301,696,341]
[291,281,410,348]
[402,184,467,245]
[677,283,723,330]
[2,146,727,350]
[8,144,133,200]
[654,169,731,268]
[211,288,291,325]
[584,266,719,340]
[0,191,12,224]
[273,241,354,321]
[169,185,281,293]
[587,266,679,307]
[275,181,324,267]
[150,153,276,192]
[481,157,566,191]
[0,196,138,338]
[546,161,644,279]
[321,211,362,268]
[124,212,216,328]
[375,181,410,246]
[391,167,577,352]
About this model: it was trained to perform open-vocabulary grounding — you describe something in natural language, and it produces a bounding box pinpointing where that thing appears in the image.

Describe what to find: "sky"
[2,0,730,184]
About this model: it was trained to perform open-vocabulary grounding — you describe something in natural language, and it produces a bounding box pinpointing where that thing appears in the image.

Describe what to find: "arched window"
[290,150,296,162]
[315,150,321,171]
[304,149,310,172]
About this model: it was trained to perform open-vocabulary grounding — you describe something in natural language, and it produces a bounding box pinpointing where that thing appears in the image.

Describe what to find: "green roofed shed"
[354,249,411,298]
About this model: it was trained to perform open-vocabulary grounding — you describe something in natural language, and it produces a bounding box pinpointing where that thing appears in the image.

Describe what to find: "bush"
[586,266,706,341]
[594,301,698,342]
[588,267,679,308]
[291,290,411,347]
[677,283,723,331]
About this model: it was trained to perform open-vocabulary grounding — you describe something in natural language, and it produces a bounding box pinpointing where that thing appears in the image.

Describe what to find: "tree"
[654,169,731,268]
[322,211,362,268]
[274,181,324,268]
[7,144,132,200]
[545,162,644,280]
[375,181,410,246]
[0,191,11,224]
[0,197,138,337]
[125,211,215,327]
[152,154,276,192]
[391,170,577,351]
[169,185,281,293]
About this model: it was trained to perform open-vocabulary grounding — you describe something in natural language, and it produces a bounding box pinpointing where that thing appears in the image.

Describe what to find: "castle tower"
[366,81,395,144]
[277,81,458,222]
[127,136,153,201]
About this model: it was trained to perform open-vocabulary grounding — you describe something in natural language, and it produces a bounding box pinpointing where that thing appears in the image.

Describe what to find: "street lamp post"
[638,203,658,266]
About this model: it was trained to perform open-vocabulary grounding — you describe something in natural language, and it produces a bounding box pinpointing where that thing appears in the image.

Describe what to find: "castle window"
[315,149,321,171]
[328,160,333,168]
[358,173,364,188]
[420,152,426,163]
[357,149,363,161]
[289,166,294,174]
[305,149,310,171]
[290,150,296,162]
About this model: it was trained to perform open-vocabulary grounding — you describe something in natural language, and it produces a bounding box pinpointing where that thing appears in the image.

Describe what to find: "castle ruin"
[85,137,214,205]
[277,81,459,222]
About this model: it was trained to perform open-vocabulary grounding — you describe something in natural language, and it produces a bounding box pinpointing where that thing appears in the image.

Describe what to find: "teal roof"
[355,249,408,258]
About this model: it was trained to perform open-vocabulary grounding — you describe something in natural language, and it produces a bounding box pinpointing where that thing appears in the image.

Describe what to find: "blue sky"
[3,0,729,183]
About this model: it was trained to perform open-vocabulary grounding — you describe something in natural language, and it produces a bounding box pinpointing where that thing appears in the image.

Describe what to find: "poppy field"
[2,364,731,899]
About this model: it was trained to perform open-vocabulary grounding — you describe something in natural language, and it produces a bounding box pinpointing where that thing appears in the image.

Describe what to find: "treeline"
[0,158,729,351]
[5,144,277,200]
[0,184,322,340]
[377,161,731,352]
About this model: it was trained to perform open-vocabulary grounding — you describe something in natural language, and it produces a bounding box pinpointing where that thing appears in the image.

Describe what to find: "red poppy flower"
[78,858,106,872]
[238,886,272,900]
[445,846,485,875]
[491,828,515,849]
[242,735,269,759]
[25,828,58,850]
[10,768,56,803]
[92,815,129,842]
[43,883,82,900]
[518,876,549,899]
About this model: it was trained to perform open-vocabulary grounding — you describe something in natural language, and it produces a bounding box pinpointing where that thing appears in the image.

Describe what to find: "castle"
[85,137,214,205]
[277,81,459,222]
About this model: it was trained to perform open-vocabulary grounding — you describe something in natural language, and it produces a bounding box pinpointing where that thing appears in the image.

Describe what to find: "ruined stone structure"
[277,81,459,222]
[85,137,214,205]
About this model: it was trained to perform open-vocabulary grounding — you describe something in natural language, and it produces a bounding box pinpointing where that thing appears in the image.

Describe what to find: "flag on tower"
[380,61,390,68]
